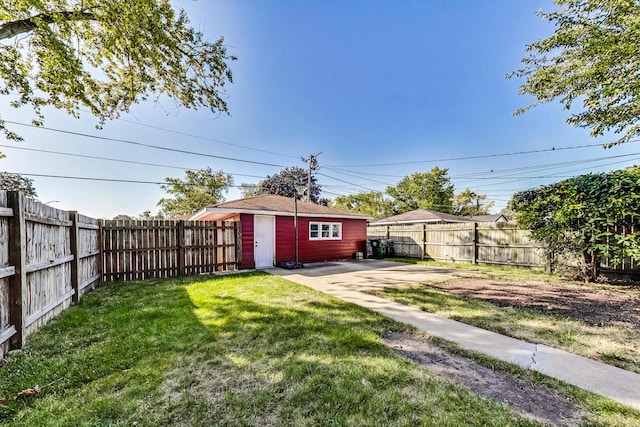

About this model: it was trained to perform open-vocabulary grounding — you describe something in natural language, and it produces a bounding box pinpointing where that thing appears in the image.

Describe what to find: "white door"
[254,215,275,268]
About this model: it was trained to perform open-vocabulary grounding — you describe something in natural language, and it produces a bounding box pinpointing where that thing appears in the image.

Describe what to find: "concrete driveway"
[270,259,472,291]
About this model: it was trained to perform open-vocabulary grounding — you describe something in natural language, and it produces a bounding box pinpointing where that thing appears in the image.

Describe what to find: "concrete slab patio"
[270,260,640,411]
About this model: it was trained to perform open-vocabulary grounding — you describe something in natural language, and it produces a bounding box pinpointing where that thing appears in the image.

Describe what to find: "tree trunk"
[0,11,95,40]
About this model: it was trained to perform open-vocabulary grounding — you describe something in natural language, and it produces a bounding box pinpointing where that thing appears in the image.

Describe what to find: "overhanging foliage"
[0,1,235,142]
[511,166,640,280]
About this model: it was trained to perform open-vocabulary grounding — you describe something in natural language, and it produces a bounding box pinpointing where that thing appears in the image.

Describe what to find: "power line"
[317,172,378,192]
[0,144,266,179]
[452,151,640,179]
[2,120,287,168]
[322,166,391,186]
[15,172,249,187]
[114,116,301,159]
[325,140,640,168]
[320,152,640,192]
[325,150,640,181]
[465,156,640,189]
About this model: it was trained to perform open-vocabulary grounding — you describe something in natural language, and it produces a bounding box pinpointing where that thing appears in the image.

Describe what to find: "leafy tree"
[112,214,133,220]
[0,172,37,197]
[138,210,165,220]
[255,167,322,203]
[453,189,495,217]
[331,191,394,219]
[499,205,516,221]
[158,167,232,217]
[239,183,260,198]
[510,167,640,281]
[0,0,235,144]
[386,167,454,214]
[510,0,640,146]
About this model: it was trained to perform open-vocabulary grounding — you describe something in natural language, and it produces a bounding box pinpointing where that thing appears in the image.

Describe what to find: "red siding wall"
[275,216,367,264]
[239,214,255,269]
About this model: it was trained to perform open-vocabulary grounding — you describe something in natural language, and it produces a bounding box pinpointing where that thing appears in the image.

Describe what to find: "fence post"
[473,222,478,264]
[7,191,26,349]
[422,224,427,260]
[97,219,104,283]
[69,211,80,303]
[178,220,185,277]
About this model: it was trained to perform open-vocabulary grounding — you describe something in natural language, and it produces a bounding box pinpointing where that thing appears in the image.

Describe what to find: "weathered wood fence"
[368,222,547,268]
[0,192,100,359]
[0,191,241,360]
[100,219,241,282]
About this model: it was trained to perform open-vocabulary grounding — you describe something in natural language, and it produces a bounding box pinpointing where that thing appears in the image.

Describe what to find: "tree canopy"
[330,191,394,219]
[511,0,640,146]
[510,167,640,281]
[386,167,454,214]
[158,167,232,217]
[0,172,37,197]
[247,167,322,203]
[0,0,235,142]
[453,189,495,217]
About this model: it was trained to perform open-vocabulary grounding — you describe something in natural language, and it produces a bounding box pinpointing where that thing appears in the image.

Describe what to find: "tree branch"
[0,11,95,40]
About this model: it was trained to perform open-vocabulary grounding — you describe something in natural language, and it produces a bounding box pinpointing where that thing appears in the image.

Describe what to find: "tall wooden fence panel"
[22,196,75,338]
[366,225,388,240]
[367,222,546,268]
[476,223,545,267]
[0,192,99,354]
[387,225,425,258]
[0,191,14,359]
[424,223,475,263]
[100,220,240,282]
[73,213,101,298]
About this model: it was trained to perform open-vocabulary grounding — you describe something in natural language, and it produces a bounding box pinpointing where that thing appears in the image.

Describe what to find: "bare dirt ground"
[382,277,639,425]
[426,278,640,329]
[384,331,583,426]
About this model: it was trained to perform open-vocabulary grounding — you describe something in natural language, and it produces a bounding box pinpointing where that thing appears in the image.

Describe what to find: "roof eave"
[203,207,371,220]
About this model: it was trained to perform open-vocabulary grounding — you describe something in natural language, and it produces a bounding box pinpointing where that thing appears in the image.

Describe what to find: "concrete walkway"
[270,261,640,411]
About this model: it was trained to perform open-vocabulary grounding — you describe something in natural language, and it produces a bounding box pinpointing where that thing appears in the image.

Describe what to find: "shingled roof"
[468,214,508,223]
[370,208,469,225]
[191,194,371,220]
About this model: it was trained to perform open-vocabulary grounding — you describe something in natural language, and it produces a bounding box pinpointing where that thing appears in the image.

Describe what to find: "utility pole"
[302,152,322,202]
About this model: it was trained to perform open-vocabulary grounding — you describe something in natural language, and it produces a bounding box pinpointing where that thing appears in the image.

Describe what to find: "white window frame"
[309,222,342,240]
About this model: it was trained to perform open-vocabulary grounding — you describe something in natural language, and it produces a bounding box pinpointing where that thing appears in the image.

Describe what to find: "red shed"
[190,194,371,269]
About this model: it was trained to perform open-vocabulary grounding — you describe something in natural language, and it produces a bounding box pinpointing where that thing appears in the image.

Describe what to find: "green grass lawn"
[385,257,561,283]
[0,272,637,426]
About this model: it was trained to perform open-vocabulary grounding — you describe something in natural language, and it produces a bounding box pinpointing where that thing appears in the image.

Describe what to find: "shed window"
[309,222,342,240]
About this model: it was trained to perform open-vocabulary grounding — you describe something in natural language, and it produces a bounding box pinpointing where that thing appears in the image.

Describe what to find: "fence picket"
[98,219,239,282]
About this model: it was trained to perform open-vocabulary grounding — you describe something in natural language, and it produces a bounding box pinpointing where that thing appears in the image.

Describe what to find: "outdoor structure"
[190,195,371,269]
[370,208,470,226]
[468,214,509,223]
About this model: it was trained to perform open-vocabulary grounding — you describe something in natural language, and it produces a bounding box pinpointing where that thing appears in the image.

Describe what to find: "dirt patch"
[427,278,640,328]
[384,331,583,426]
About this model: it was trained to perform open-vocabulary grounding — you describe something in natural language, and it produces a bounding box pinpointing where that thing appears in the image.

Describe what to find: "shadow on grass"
[0,272,542,426]
[0,276,217,425]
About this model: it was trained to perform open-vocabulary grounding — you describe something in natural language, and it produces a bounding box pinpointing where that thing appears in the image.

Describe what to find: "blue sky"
[2,0,640,219]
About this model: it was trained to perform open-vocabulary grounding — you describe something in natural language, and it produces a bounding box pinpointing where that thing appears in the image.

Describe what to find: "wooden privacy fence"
[100,219,241,282]
[0,191,242,361]
[0,191,100,359]
[368,222,547,268]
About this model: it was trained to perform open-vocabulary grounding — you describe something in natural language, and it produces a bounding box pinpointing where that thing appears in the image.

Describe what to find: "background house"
[468,214,508,223]
[370,209,470,226]
[190,194,371,269]
[371,209,508,226]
